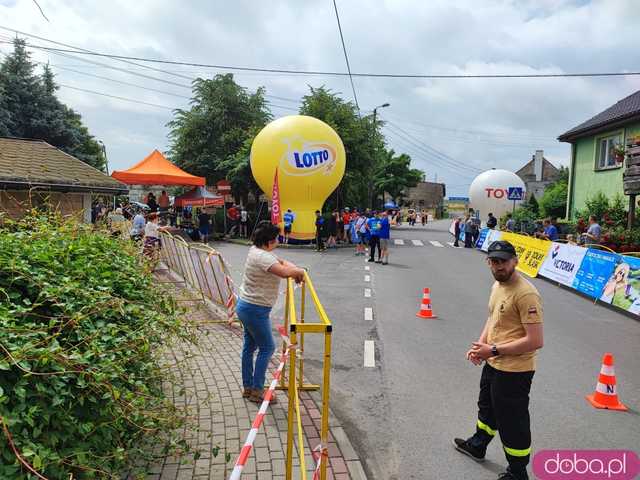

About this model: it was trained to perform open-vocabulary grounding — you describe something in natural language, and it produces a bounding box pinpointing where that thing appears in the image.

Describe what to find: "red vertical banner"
[271,168,281,226]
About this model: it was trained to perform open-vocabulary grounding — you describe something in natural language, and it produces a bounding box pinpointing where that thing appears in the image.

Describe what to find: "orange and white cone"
[416,288,437,319]
[586,353,627,411]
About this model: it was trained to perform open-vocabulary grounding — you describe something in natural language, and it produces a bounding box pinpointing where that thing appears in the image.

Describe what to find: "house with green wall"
[558,90,640,219]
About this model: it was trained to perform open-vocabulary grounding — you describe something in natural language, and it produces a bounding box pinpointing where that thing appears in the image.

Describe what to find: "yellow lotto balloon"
[250,115,346,240]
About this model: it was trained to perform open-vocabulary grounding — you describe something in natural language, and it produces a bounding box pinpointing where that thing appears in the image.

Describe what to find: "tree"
[299,86,382,209]
[0,38,43,138]
[373,149,423,203]
[539,166,569,218]
[0,39,106,171]
[167,74,271,188]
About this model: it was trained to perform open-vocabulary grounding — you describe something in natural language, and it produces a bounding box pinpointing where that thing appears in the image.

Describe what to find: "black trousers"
[464,232,473,248]
[316,231,324,250]
[369,236,381,260]
[470,363,534,476]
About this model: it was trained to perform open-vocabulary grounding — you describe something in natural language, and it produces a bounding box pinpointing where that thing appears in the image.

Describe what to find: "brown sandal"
[242,388,254,398]
[249,389,278,405]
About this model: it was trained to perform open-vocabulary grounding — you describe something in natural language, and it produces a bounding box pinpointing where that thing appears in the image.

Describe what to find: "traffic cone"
[416,288,437,319]
[586,353,627,411]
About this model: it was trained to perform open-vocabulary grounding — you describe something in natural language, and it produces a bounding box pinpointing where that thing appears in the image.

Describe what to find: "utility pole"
[98,140,110,175]
[370,103,390,209]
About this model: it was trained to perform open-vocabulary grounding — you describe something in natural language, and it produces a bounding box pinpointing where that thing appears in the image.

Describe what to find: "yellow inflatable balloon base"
[250,115,346,240]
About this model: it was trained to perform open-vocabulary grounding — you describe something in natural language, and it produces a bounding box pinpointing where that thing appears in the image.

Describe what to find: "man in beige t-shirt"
[454,241,544,480]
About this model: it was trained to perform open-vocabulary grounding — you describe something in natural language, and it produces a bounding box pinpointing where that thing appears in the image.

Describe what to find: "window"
[596,133,622,170]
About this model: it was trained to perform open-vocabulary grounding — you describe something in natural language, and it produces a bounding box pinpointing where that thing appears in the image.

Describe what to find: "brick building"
[0,137,127,222]
[515,149,560,200]
[402,181,446,217]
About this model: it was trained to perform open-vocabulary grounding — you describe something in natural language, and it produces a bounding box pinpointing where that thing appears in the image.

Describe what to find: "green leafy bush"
[0,211,194,478]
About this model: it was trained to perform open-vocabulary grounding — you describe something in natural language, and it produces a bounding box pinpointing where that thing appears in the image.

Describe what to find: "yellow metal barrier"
[283,271,332,480]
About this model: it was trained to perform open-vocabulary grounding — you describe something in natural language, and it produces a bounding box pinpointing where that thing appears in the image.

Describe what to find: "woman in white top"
[143,212,168,257]
[237,221,305,404]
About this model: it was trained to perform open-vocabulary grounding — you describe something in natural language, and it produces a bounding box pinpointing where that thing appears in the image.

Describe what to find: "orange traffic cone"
[586,353,627,411]
[416,288,437,319]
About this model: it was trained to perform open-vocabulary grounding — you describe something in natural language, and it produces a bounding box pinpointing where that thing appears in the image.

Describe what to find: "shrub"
[0,210,195,479]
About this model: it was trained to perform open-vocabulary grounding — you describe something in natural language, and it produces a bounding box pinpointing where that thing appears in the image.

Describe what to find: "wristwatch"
[491,344,499,357]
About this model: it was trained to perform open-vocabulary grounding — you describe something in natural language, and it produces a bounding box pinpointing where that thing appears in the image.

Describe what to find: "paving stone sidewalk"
[144,281,367,480]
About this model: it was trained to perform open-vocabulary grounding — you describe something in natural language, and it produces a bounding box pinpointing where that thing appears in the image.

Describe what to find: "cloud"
[1,0,639,196]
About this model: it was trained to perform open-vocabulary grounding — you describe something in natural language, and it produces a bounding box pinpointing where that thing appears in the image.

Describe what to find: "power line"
[385,121,484,174]
[386,119,558,149]
[0,27,303,105]
[6,40,639,80]
[383,112,555,141]
[331,0,360,112]
[44,62,192,100]
[57,83,175,110]
[383,128,476,179]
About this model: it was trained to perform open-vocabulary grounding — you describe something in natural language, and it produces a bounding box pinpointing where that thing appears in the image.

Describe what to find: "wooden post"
[629,194,636,229]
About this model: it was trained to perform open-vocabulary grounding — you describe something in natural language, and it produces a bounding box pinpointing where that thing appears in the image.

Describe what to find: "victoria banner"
[599,254,640,316]
[538,242,588,287]
[572,248,619,299]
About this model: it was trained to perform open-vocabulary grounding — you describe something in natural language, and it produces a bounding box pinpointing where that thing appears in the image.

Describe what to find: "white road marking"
[364,340,375,367]
[364,275,371,282]
[411,239,424,246]
[364,265,370,271]
[394,239,405,245]
[429,240,444,247]
[364,288,372,298]
[447,242,455,247]
[364,307,373,320]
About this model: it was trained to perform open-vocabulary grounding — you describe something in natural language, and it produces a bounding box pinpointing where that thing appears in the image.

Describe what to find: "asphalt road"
[214,220,640,480]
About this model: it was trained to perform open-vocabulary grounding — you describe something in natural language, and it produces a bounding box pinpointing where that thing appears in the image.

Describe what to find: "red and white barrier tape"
[228,326,294,480]
[311,444,329,480]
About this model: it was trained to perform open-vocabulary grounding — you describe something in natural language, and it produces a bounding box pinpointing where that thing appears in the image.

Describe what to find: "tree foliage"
[373,149,423,203]
[539,166,569,219]
[0,38,106,171]
[298,86,423,209]
[0,211,195,479]
[167,74,271,186]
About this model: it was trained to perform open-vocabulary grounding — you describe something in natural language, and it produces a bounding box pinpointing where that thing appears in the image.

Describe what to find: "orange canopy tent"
[111,149,205,186]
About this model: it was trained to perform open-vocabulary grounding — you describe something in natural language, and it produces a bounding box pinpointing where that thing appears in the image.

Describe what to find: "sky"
[1,0,639,196]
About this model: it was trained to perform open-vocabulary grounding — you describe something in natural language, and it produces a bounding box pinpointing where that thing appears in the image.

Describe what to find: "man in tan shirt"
[454,240,544,480]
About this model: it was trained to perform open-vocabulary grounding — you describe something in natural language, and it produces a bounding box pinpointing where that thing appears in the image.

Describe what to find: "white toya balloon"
[469,169,526,222]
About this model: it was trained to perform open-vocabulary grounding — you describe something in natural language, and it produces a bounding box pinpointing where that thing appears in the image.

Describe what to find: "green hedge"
[0,211,194,479]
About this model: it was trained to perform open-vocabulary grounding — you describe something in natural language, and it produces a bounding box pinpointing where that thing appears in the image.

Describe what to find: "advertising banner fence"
[499,232,551,278]
[539,242,588,287]
[572,248,619,299]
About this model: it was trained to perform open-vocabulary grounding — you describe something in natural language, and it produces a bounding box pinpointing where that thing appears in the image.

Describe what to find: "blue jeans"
[236,298,275,390]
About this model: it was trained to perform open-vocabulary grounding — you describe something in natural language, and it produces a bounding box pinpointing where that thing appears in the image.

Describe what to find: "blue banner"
[475,228,489,249]
[572,248,619,298]
[599,255,640,315]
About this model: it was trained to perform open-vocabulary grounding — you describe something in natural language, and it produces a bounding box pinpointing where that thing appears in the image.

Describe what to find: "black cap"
[487,240,517,260]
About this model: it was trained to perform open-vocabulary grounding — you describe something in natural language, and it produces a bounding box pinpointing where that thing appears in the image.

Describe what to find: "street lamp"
[97,140,109,175]
[369,103,390,208]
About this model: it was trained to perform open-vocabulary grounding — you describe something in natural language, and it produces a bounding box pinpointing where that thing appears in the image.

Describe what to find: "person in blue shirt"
[314,210,325,251]
[283,209,295,244]
[378,211,391,265]
[538,218,558,241]
[367,211,382,263]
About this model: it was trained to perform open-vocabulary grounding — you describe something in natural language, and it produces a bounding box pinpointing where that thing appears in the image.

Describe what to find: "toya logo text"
[285,143,337,176]
[533,450,640,479]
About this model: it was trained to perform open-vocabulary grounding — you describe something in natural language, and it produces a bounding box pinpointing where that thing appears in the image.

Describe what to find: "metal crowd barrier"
[281,271,333,480]
[158,232,236,319]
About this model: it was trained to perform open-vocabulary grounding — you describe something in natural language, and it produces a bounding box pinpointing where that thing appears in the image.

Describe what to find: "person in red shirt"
[342,208,352,243]
[227,205,240,236]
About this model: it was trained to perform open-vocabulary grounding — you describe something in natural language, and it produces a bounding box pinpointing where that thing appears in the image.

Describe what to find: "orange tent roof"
[111,149,205,186]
